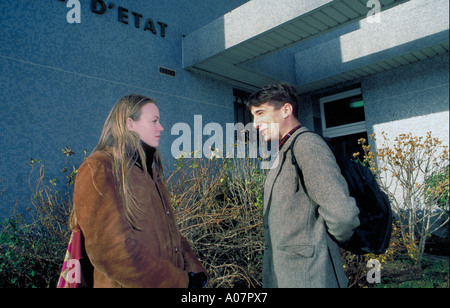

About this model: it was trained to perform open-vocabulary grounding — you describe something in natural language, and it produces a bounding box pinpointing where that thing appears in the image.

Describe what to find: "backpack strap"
[289,131,312,193]
[289,132,342,287]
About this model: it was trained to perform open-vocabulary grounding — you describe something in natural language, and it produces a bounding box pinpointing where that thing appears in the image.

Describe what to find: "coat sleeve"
[73,155,189,288]
[293,133,360,243]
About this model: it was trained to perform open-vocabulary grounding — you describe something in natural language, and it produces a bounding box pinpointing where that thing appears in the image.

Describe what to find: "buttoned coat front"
[262,127,360,288]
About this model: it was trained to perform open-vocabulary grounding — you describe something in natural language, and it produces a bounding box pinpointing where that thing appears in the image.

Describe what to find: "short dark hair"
[246,83,299,117]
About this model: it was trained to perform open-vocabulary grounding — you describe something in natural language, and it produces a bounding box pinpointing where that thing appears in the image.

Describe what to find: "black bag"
[290,131,392,255]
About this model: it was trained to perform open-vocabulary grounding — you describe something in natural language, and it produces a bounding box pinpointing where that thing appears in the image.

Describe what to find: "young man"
[247,83,360,288]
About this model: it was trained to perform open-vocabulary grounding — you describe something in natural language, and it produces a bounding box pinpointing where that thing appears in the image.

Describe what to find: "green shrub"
[0,212,68,288]
[0,147,82,288]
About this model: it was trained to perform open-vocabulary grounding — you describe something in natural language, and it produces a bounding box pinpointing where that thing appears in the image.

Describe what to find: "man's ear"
[282,103,293,119]
[126,117,135,131]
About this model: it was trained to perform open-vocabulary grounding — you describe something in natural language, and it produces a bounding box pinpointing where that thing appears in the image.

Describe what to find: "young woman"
[70,94,207,288]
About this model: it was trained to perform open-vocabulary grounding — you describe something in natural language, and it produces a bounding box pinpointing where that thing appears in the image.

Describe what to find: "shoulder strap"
[290,132,343,286]
[289,131,313,193]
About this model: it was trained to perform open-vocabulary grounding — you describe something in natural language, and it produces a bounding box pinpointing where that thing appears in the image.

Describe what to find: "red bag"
[57,227,93,288]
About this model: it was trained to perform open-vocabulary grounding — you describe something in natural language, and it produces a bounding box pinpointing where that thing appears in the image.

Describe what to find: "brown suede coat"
[73,151,205,288]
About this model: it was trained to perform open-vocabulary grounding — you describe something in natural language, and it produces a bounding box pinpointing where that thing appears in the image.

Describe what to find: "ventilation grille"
[159,66,176,77]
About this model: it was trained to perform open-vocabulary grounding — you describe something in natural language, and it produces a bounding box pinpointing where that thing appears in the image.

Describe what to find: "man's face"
[250,102,282,142]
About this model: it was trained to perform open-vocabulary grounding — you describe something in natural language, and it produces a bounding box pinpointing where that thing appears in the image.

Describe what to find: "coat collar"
[278,126,310,155]
[134,141,156,178]
[278,124,302,152]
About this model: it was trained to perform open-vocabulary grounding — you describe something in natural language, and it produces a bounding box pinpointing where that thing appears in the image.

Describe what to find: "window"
[320,88,368,160]
[233,88,254,144]
[233,88,266,156]
[233,88,252,126]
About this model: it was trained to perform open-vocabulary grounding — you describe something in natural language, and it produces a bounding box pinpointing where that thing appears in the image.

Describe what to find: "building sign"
[62,0,169,37]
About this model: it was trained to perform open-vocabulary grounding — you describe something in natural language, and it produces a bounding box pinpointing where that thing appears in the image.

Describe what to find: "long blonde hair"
[71,94,163,230]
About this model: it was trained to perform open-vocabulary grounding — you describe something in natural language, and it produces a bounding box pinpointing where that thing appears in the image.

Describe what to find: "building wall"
[298,52,449,147]
[1,0,448,222]
[0,0,248,219]
[293,0,449,150]
[363,53,449,146]
[294,0,449,86]
[363,53,449,232]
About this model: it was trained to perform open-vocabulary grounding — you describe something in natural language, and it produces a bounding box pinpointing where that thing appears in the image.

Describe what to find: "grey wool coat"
[262,127,360,288]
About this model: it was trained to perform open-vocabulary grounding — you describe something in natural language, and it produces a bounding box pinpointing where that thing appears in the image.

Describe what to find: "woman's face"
[127,103,164,147]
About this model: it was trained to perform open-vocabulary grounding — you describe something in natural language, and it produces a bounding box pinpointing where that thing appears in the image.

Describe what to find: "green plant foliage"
[0,213,67,288]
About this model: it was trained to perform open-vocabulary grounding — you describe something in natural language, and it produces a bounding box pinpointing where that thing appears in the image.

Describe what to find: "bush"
[168,155,266,287]
[357,132,449,268]
[0,211,68,288]
[0,148,266,288]
[0,147,81,288]
[2,139,447,288]
[341,220,407,288]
